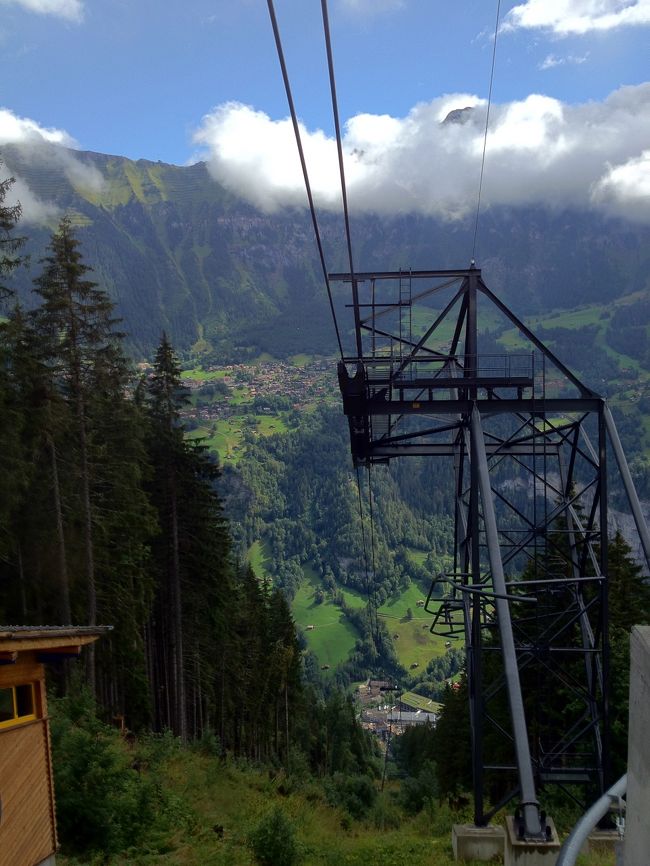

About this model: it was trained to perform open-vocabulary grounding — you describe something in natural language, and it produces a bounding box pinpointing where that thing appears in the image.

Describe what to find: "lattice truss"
[335,267,650,838]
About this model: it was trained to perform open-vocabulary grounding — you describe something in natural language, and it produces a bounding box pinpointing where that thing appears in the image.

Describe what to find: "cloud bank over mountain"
[194,84,650,222]
[2,84,649,226]
[0,108,104,222]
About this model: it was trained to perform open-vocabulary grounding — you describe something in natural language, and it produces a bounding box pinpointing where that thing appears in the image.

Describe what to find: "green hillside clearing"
[292,586,359,672]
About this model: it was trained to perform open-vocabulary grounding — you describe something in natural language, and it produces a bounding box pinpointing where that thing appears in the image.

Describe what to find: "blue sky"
[1,0,649,221]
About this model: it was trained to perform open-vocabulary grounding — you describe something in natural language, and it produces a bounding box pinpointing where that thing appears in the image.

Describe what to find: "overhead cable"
[366,464,381,646]
[471,0,501,265]
[355,465,377,647]
[320,0,363,358]
[266,0,344,359]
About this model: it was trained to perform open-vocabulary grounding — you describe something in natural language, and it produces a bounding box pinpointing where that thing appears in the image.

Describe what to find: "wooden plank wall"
[0,654,57,866]
[0,721,56,866]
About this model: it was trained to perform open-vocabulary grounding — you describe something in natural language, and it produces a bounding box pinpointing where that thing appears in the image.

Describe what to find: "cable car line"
[265,0,345,360]
[319,0,383,649]
[355,465,378,644]
[320,0,363,358]
[267,0,379,649]
[366,464,381,647]
[471,0,502,265]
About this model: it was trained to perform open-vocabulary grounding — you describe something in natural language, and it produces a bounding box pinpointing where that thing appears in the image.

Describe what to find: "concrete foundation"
[452,824,505,861]
[504,816,560,866]
[581,829,622,857]
[624,626,650,866]
[36,857,56,866]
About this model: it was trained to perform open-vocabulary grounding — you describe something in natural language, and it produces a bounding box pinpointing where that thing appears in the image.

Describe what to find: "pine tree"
[32,217,155,709]
[33,219,115,685]
[145,333,233,741]
[145,334,189,738]
[608,531,650,633]
[0,162,26,300]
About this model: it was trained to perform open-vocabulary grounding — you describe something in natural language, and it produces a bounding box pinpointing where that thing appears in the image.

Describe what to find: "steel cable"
[266,0,345,359]
[471,0,501,265]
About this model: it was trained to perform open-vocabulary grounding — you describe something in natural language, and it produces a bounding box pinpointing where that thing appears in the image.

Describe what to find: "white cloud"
[592,150,650,219]
[193,84,650,221]
[0,108,76,147]
[504,0,650,36]
[4,175,60,224]
[0,108,104,222]
[0,0,83,22]
[539,52,589,70]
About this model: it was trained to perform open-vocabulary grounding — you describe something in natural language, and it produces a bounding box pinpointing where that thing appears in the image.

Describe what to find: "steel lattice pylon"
[334,266,650,840]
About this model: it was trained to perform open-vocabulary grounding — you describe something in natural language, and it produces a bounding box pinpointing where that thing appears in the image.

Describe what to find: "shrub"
[400,760,439,814]
[325,772,377,819]
[248,806,299,866]
[49,690,158,857]
[370,792,402,830]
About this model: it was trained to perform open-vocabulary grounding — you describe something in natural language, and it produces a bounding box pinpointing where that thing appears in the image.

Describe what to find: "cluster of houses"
[182,360,333,424]
[356,679,443,741]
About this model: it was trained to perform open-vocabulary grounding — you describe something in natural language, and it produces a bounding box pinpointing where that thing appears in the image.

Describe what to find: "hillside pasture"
[180,366,227,381]
[247,540,272,578]
[203,419,245,463]
[290,565,448,673]
[376,580,448,670]
[292,575,360,672]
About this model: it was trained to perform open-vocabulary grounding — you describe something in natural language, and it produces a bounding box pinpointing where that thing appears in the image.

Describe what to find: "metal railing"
[556,774,626,866]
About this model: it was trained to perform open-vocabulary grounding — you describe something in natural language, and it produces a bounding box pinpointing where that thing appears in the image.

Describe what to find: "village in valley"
[355,679,445,742]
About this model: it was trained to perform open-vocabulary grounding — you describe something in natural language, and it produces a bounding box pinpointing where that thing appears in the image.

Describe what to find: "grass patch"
[243,352,277,365]
[231,386,252,405]
[200,419,245,464]
[405,549,429,567]
[377,582,447,670]
[387,618,445,671]
[255,414,289,436]
[247,540,272,579]
[181,366,227,381]
[289,353,313,366]
[291,570,361,671]
[377,582,430,621]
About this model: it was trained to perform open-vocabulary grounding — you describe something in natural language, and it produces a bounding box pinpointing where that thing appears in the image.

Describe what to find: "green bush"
[248,806,299,866]
[400,760,439,814]
[49,689,161,857]
[370,792,402,830]
[325,772,377,819]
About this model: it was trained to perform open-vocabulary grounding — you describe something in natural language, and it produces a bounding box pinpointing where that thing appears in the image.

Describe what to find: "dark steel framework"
[335,266,650,840]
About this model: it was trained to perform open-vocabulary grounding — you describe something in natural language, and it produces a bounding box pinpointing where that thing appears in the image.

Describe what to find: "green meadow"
[288,563,447,674]
[180,366,228,380]
[186,411,291,464]
[377,580,445,671]
[292,576,360,672]
[247,540,272,578]
[186,419,245,464]
[289,353,313,366]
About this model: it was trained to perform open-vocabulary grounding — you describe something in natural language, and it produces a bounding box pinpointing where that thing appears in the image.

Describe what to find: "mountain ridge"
[3,142,650,359]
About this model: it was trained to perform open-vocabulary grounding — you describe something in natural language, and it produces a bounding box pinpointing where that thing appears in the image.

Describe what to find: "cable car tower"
[263,0,650,844]
[335,265,650,840]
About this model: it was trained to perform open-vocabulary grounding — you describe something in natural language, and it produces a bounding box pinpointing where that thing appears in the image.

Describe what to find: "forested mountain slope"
[3,143,650,685]
[4,142,650,360]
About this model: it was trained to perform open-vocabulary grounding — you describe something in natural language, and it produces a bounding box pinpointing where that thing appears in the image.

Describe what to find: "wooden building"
[0,626,109,866]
